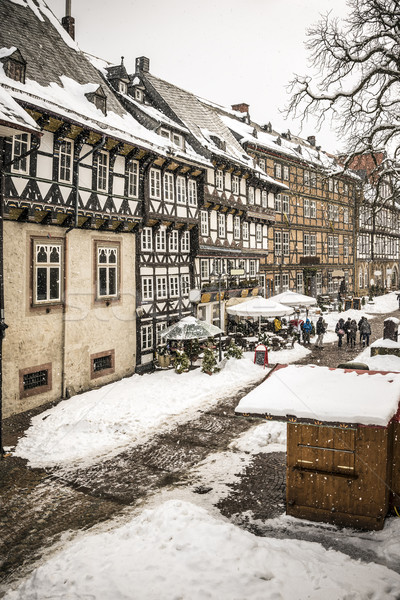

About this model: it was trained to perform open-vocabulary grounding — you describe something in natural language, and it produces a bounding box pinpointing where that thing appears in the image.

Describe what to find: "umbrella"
[269,290,317,308]
[160,316,223,340]
[226,296,293,318]
[226,297,292,334]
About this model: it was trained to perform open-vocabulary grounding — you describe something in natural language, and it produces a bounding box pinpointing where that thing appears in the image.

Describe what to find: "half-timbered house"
[0,0,182,415]
[127,58,286,334]
[213,104,361,299]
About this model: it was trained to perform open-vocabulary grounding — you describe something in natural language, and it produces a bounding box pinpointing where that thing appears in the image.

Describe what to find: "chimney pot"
[307,135,316,146]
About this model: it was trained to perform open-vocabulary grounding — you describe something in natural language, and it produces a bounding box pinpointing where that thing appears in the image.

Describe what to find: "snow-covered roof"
[235,364,400,427]
[370,338,400,349]
[0,0,194,159]
[140,70,270,172]
[0,83,41,135]
[212,109,361,181]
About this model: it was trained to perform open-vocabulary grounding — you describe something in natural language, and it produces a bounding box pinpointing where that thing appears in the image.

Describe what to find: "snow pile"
[355,342,400,372]
[363,292,399,314]
[14,358,266,469]
[5,500,400,600]
[236,364,400,426]
[230,421,286,454]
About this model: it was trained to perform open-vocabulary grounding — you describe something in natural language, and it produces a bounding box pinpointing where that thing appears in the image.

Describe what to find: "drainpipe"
[0,138,41,458]
[61,136,106,398]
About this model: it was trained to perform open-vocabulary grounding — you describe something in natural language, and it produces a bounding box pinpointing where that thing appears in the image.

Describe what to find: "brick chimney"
[231,103,249,114]
[135,56,150,74]
[61,0,75,40]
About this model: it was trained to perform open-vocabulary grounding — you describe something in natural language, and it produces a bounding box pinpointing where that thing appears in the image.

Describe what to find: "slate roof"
[0,0,177,154]
[141,70,256,168]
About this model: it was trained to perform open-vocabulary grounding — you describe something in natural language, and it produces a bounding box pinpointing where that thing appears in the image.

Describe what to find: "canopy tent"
[160,316,223,341]
[226,296,292,334]
[268,290,317,308]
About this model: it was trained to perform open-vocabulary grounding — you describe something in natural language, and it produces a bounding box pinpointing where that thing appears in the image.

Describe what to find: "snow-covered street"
[2,292,400,599]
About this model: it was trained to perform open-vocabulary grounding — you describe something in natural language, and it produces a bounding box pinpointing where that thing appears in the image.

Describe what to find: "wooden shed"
[236,364,400,530]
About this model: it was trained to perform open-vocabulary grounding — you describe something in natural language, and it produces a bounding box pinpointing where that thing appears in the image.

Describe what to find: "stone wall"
[2,221,136,417]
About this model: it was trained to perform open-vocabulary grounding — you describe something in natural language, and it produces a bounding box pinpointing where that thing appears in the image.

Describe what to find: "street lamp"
[211,259,226,361]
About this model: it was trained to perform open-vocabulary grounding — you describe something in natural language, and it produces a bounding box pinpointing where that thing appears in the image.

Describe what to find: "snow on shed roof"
[235,364,400,427]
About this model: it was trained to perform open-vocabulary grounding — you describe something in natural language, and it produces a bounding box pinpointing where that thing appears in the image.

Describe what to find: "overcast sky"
[48,0,351,152]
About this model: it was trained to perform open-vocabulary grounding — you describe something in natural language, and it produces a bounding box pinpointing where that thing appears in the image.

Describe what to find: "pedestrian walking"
[302,318,313,345]
[343,317,352,345]
[358,316,365,344]
[315,316,326,349]
[349,319,357,348]
[335,318,345,347]
[360,317,371,347]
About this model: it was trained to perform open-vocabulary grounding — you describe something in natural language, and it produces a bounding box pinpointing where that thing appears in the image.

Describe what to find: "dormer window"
[210,135,226,152]
[159,128,170,140]
[158,128,185,150]
[1,48,26,84]
[118,81,127,94]
[85,86,107,115]
[134,88,144,102]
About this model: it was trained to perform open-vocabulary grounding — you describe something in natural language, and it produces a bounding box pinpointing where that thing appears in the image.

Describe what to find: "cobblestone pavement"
[0,309,398,595]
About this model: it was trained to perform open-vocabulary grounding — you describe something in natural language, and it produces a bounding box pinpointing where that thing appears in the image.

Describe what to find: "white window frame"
[216,169,224,191]
[181,231,190,253]
[344,207,349,224]
[249,260,256,277]
[201,259,209,280]
[181,274,190,297]
[310,200,316,219]
[274,163,282,179]
[164,172,174,202]
[296,272,303,293]
[33,240,63,305]
[12,133,30,174]
[200,211,209,236]
[96,151,109,192]
[282,273,289,292]
[261,190,267,208]
[283,165,289,181]
[282,195,289,214]
[242,221,249,241]
[141,323,153,351]
[232,175,240,195]
[176,176,186,204]
[275,231,282,255]
[328,236,334,257]
[155,229,166,252]
[275,194,282,212]
[96,245,119,300]
[304,170,310,186]
[59,139,73,183]
[141,227,153,251]
[256,223,262,242]
[234,216,241,240]
[127,160,139,198]
[169,275,179,297]
[156,276,167,299]
[149,168,161,199]
[169,230,179,253]
[248,186,255,205]
[283,231,289,256]
[304,198,310,218]
[188,179,197,206]
[156,321,167,345]
[142,276,153,301]
[218,213,226,238]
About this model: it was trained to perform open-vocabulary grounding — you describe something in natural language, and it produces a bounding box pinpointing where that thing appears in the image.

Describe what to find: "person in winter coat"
[335,318,345,347]
[315,316,326,348]
[349,319,358,348]
[358,316,365,344]
[302,318,312,345]
[360,317,371,347]
[343,317,352,345]
[274,317,282,333]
